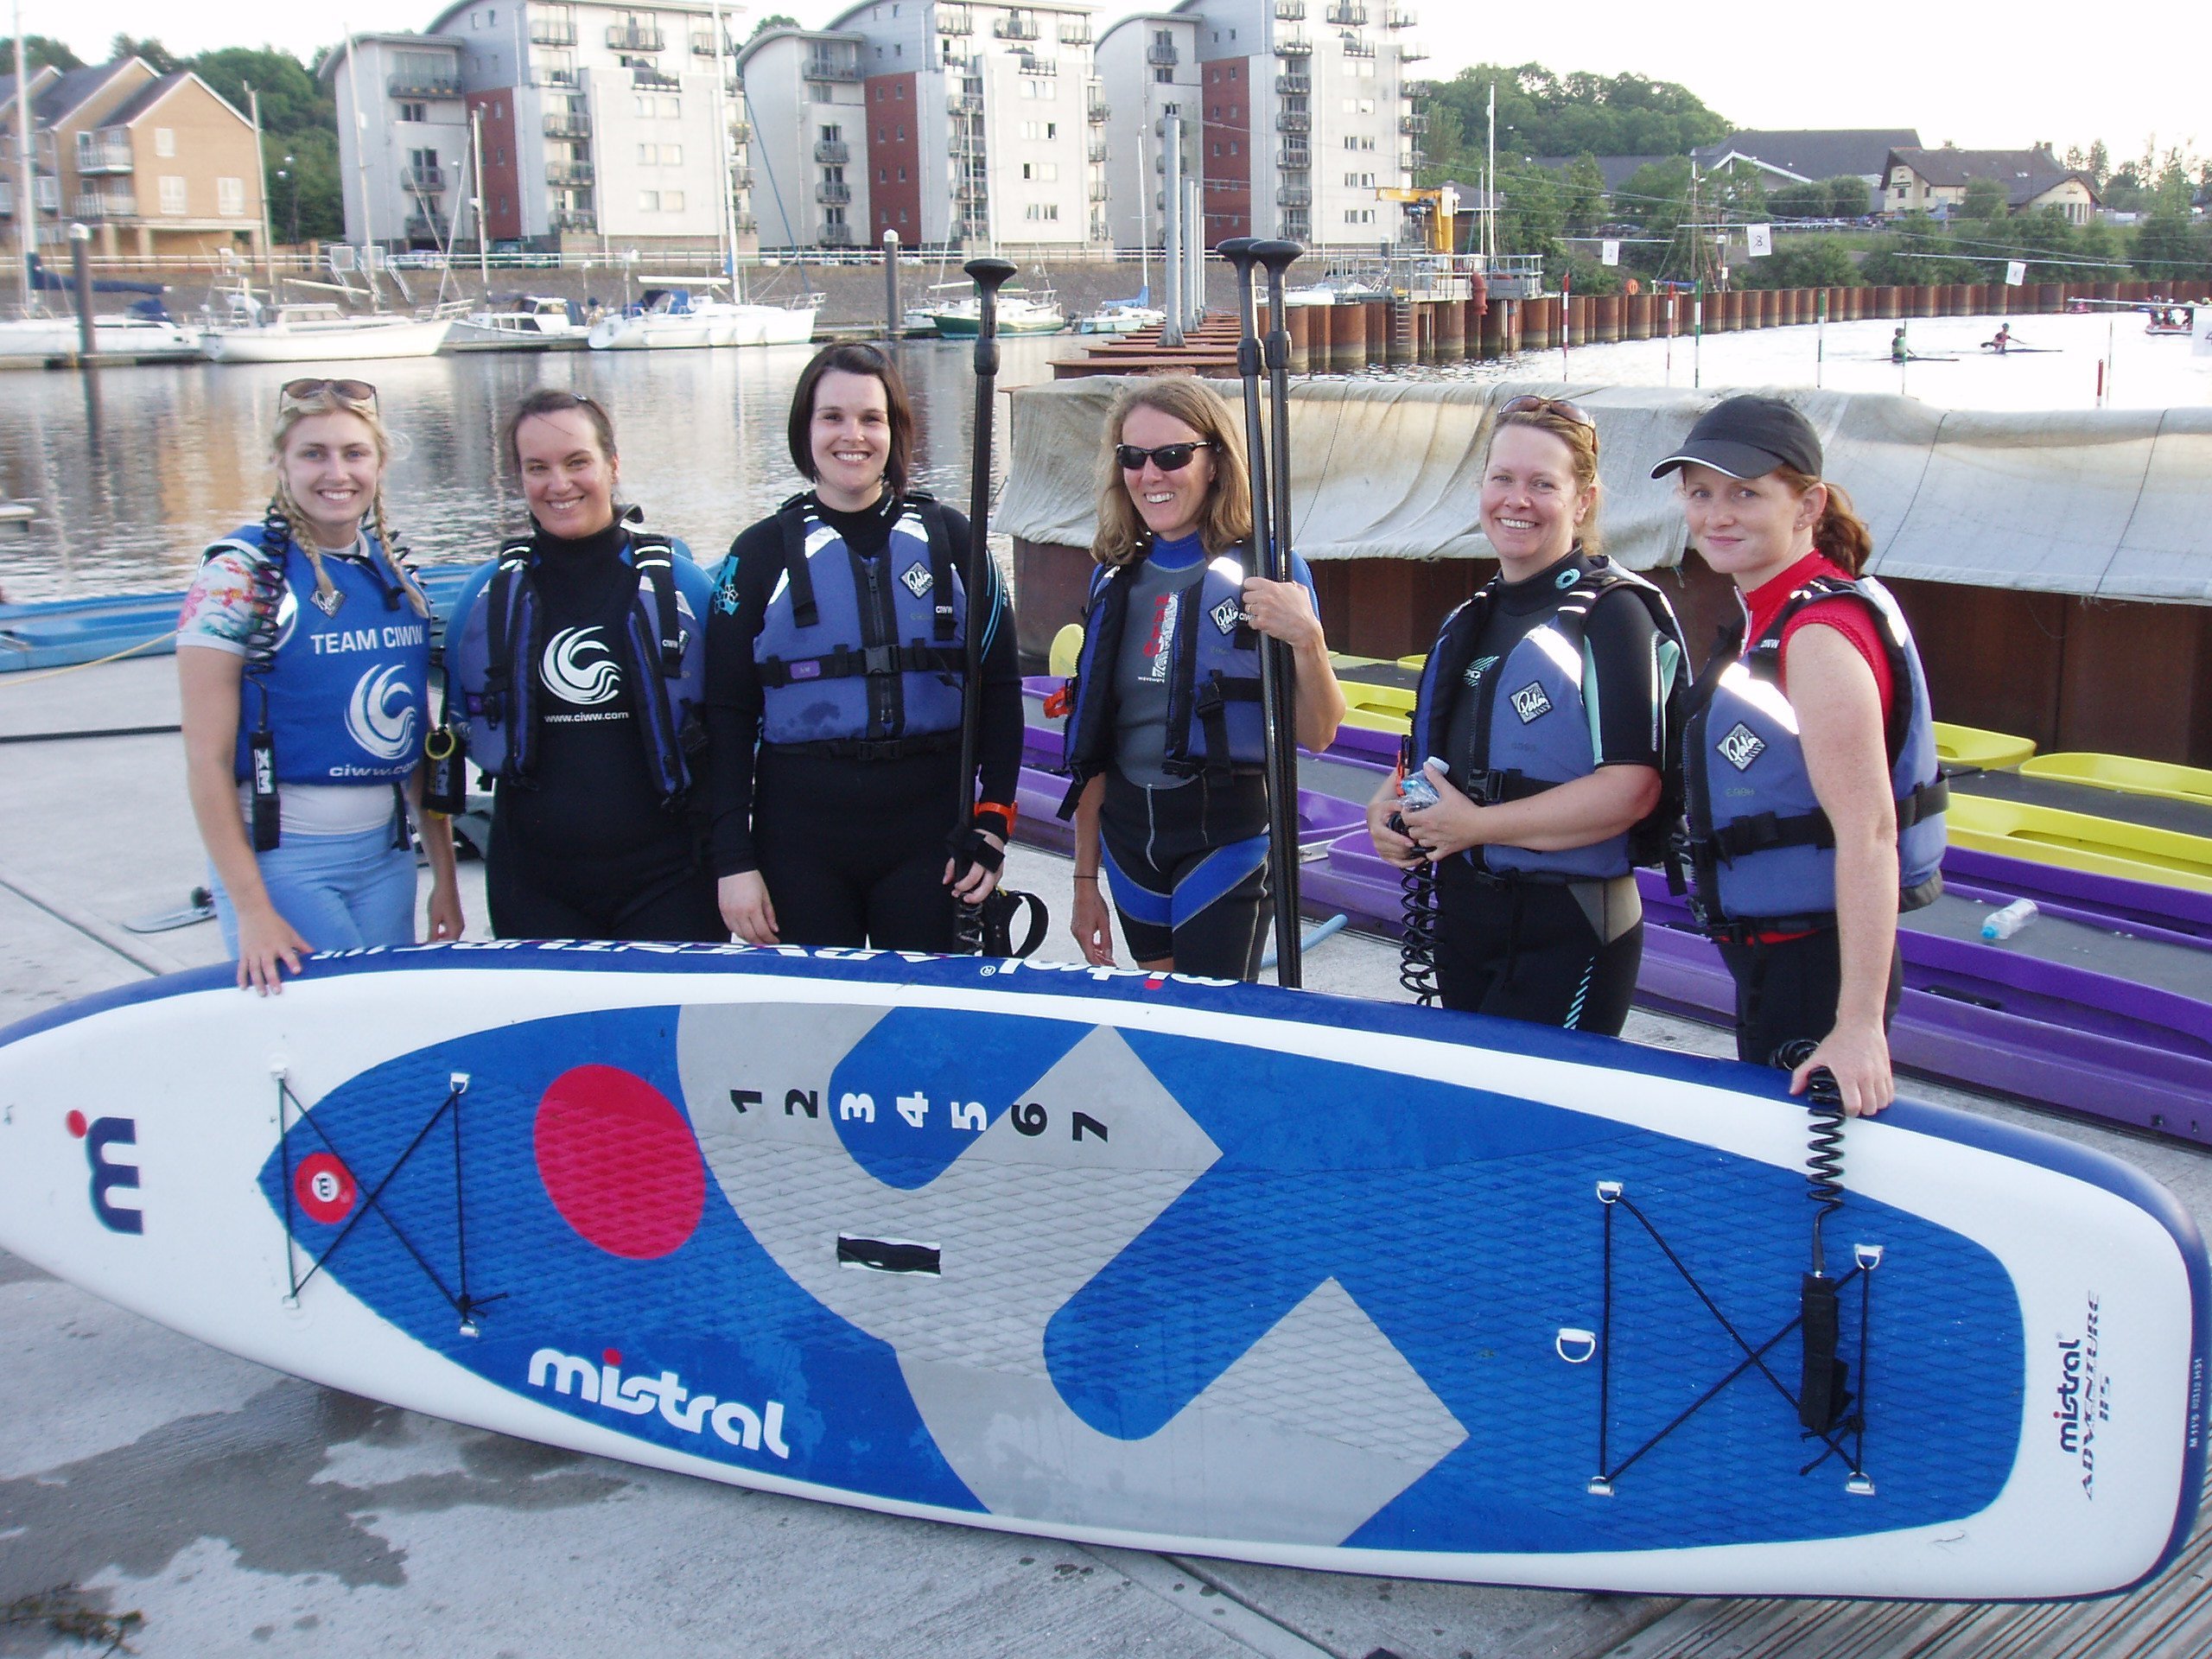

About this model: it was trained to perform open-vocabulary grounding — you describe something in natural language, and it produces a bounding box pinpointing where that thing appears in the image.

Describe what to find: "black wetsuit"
[483,521,722,942]
[1428,550,1672,1035]
[706,493,1022,952]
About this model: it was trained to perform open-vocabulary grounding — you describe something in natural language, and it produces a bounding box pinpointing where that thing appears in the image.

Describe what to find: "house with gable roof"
[1881,146,2100,224]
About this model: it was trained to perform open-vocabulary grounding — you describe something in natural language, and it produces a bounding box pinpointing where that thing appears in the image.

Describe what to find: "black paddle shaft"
[951,257,1016,940]
[1217,236,1301,988]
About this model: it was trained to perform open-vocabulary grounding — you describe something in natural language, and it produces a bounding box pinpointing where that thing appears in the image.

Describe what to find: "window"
[639,143,658,163]
[897,124,905,139]
[1022,161,1057,181]
[1024,202,1058,219]
[879,166,888,181]
[155,128,175,158]
[158,175,187,213]
[639,189,661,210]
[664,189,684,211]
[662,96,681,118]
[1154,67,1171,82]
[217,176,245,216]
[400,101,428,122]
[663,144,683,165]
[1045,121,1055,138]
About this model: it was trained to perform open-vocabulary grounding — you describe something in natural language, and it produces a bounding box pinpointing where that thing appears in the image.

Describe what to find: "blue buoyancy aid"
[750,496,969,755]
[1057,544,1268,813]
[1408,557,1688,880]
[1681,574,1948,933]
[446,529,710,805]
[210,524,431,788]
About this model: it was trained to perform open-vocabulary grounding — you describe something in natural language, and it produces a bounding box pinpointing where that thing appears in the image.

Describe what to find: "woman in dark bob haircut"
[706,342,1024,950]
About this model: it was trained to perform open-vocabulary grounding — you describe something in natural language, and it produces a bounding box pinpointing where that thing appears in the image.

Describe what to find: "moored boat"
[0,309,203,365]
[200,301,452,364]
[445,295,590,352]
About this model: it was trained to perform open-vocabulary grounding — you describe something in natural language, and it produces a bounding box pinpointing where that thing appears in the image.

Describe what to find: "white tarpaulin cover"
[998,377,2212,603]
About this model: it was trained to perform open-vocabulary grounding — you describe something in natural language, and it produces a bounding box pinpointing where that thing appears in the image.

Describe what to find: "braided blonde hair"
[268,391,428,618]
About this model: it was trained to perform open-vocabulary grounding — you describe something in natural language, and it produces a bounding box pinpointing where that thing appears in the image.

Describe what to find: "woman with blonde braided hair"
[178,379,461,993]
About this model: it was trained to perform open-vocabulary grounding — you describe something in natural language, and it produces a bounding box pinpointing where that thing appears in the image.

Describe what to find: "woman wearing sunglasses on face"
[177,378,461,994]
[444,389,722,942]
[1655,397,1946,1117]
[1365,395,1687,1035]
[1058,378,1345,979]
[706,344,1022,951]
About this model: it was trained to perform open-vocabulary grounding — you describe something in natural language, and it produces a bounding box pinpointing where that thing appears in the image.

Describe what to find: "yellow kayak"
[1934,721,2036,771]
[1944,792,2212,894]
[2021,752,2212,810]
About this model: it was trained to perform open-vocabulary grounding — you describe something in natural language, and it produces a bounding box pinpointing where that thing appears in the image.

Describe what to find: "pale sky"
[30,0,2203,168]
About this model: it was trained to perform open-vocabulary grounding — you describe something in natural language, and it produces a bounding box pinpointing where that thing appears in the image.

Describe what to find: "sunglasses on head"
[1116,441,1211,473]
[282,378,378,408]
[1501,393,1593,429]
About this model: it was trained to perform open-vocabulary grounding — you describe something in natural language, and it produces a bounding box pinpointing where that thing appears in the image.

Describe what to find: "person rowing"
[1983,323,2012,354]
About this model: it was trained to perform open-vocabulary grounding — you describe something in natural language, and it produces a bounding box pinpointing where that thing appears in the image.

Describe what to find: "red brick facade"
[467,91,521,241]
[865,72,922,242]
[1201,58,1253,243]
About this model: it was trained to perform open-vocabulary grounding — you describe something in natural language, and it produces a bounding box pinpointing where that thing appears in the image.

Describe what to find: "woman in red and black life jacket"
[1655,396,1946,1116]
[443,390,722,942]
[705,344,1023,951]
[1365,396,1688,1036]
[1057,377,1345,979]
[178,379,461,995]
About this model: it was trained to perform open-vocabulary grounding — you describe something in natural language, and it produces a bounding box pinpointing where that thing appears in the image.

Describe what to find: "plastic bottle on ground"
[1981,898,2038,941]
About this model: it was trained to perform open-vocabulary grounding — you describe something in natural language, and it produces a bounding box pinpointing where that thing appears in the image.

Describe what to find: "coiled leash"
[1777,1039,1860,1451]
[1395,737,1440,1007]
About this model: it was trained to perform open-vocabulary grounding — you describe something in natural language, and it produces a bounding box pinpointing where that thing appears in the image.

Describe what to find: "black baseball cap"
[1649,395,1823,480]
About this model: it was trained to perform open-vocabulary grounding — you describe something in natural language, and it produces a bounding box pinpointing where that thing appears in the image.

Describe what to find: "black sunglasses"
[282,378,378,407]
[1500,393,1593,430]
[1116,441,1212,473]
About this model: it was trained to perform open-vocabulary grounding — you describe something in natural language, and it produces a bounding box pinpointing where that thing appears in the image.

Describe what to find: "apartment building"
[1092,14,1199,251]
[1095,0,1423,247]
[2,59,266,260]
[327,2,756,252]
[740,1,1103,252]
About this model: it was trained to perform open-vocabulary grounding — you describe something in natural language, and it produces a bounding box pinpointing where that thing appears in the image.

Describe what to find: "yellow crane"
[1376,185,1460,254]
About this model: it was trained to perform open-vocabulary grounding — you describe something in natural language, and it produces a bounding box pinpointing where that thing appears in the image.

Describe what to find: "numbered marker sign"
[2005,260,2027,288]
[1745,224,1773,259]
[1600,239,1620,267]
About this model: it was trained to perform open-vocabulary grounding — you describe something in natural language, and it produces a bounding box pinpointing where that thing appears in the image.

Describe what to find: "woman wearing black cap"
[1653,395,1948,1116]
[1365,395,1688,1034]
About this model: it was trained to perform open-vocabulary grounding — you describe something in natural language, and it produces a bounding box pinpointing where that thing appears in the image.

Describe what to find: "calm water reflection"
[0,336,1069,603]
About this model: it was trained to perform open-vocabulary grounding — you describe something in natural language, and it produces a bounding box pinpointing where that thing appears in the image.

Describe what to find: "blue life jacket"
[207,523,431,789]
[445,528,710,806]
[1056,544,1267,815]
[750,494,969,756]
[1681,574,1948,935]
[1408,556,1688,880]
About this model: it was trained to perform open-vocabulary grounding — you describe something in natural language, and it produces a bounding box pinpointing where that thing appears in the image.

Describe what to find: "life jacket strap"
[776,502,819,628]
[756,642,966,687]
[762,730,963,762]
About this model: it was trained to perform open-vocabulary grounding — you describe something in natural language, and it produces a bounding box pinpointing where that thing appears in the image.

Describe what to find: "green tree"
[1961,176,2008,219]
[747,13,801,40]
[188,47,342,246]
[2133,213,2209,283]
[1766,177,1828,219]
[1825,175,1871,219]
[110,34,181,74]
[1562,152,1605,234]
[0,34,83,72]
[1735,240,1859,289]
[1427,60,1727,165]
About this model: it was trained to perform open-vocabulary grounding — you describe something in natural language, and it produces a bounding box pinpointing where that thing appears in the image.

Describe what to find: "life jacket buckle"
[863,643,900,677]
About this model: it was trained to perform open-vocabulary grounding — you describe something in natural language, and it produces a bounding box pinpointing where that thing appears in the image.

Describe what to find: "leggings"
[1433,859,1644,1035]
[1717,929,1904,1069]
[1100,770,1271,979]
[753,747,963,952]
[211,818,416,956]
[486,803,723,943]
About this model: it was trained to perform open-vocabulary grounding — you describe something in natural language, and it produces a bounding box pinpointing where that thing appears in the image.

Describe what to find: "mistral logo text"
[528,1346,791,1459]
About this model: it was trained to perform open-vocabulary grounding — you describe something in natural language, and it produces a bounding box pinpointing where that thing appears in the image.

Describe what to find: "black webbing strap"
[756,641,966,688]
[630,532,685,676]
[1192,671,1265,774]
[912,495,959,642]
[777,503,818,628]
[1706,774,1950,862]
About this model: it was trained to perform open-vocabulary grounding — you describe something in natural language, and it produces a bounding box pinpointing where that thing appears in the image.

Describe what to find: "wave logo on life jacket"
[541,626,622,706]
[527,1344,791,1459]
[343,664,420,761]
[1718,721,1766,771]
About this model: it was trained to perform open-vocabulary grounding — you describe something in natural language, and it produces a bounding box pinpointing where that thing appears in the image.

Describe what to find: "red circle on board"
[295,1152,358,1225]
[65,1110,87,1138]
[532,1065,704,1260]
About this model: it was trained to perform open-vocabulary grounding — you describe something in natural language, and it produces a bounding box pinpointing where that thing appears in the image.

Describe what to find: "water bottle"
[1980,898,2038,941]
[1397,756,1448,812]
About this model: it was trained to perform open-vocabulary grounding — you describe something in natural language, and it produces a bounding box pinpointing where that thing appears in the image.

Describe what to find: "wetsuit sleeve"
[704,518,787,876]
[1581,587,1667,771]
[947,506,1025,812]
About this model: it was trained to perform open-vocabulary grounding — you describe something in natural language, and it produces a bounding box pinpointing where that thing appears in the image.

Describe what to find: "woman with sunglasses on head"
[1654,397,1946,1116]
[706,343,1022,950]
[444,389,721,942]
[1366,394,1688,1035]
[178,378,461,994]
[1058,377,1344,979]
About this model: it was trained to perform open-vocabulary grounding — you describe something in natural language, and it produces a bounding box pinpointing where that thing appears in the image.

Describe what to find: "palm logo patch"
[900,563,933,599]
[1719,722,1766,771]
[1211,596,1245,635]
[1510,683,1553,723]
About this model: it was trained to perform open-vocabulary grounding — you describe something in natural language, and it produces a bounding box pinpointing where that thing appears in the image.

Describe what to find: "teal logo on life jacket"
[1463,654,1497,689]
[1556,569,1580,591]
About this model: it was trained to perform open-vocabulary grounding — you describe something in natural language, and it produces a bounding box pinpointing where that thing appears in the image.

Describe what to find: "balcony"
[731,167,754,190]
[1325,1,1367,22]
[1274,0,1306,15]
[544,113,591,138]
[606,22,664,50]
[1402,147,1425,168]
[1086,96,1109,123]
[691,31,729,56]
[1398,36,1427,58]
[402,164,448,192]
[820,222,856,245]
[1399,111,1427,134]
[1146,41,1178,65]
[948,92,983,115]
[1088,181,1109,200]
[938,4,973,33]
[734,213,758,233]
[74,133,132,175]
[993,14,1039,38]
[804,56,862,81]
[550,208,596,233]
[816,181,852,205]
[1275,73,1310,94]
[634,67,682,91]
[1281,212,1310,237]
[1059,21,1091,44]
[546,162,594,187]
[1087,138,1107,162]
[1384,3,1416,22]
[955,179,988,201]
[537,67,581,88]
[1274,34,1312,55]
[404,212,453,240]
[1342,36,1376,56]
[73,189,135,219]
[388,72,462,98]
[1276,148,1312,169]
[1276,111,1309,133]
[1019,54,1058,74]
[530,20,576,44]
[1277,186,1311,207]
[814,139,850,164]
[728,114,750,142]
